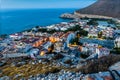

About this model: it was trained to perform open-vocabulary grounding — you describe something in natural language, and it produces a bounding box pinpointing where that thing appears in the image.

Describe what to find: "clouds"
[1,0,97,9]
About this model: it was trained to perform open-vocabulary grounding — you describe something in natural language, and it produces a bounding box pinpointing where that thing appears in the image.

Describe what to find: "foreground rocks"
[0,54,120,80]
[1,70,120,80]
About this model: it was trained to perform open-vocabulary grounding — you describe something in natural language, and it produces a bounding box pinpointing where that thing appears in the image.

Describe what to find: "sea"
[0,0,97,35]
[0,8,76,35]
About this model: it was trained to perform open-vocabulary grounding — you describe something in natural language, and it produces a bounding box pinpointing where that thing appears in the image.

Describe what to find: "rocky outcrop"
[76,0,120,18]
[60,13,78,19]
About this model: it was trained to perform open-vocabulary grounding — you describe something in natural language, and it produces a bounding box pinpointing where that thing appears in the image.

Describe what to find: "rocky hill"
[76,0,120,18]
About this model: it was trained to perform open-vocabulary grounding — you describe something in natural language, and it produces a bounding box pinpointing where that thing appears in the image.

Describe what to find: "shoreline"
[60,11,118,20]
[1,10,120,37]
[0,16,119,37]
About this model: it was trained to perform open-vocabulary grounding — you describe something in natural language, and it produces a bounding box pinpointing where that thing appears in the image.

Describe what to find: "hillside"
[76,0,120,18]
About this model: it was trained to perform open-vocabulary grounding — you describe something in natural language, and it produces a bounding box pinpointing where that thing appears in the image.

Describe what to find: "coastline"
[0,8,77,35]
[60,11,116,20]
[0,0,120,79]
[0,12,120,37]
[0,10,120,80]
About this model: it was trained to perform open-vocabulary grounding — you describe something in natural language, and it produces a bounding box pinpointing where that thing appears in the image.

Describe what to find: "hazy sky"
[1,0,97,9]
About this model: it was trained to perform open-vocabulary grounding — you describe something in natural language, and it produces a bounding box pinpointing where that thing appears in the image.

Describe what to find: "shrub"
[80,53,89,59]
[111,48,120,54]
[52,53,64,60]
[64,59,72,64]
[78,54,120,74]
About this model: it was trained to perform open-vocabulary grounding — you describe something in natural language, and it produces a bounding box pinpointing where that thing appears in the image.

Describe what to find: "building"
[42,41,52,50]
[9,33,23,40]
[27,48,39,59]
[54,41,64,52]
[80,42,110,58]
[66,32,75,47]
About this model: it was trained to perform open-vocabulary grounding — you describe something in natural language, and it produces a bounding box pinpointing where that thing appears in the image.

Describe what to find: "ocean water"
[0,0,97,35]
[0,8,76,35]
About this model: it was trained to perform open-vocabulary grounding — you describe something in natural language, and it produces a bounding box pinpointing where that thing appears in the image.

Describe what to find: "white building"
[43,41,52,50]
[66,33,75,47]
[9,33,23,40]
[81,43,110,58]
[60,27,67,31]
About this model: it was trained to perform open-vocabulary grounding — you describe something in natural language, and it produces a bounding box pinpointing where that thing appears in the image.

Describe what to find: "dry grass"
[1,54,120,79]
[0,63,62,79]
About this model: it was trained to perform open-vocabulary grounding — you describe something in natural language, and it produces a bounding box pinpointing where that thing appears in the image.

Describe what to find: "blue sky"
[1,0,97,9]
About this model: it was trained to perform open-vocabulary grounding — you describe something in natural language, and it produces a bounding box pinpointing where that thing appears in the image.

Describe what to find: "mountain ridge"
[76,0,120,18]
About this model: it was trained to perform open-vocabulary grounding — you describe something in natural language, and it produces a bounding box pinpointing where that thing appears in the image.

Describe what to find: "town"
[0,18,120,80]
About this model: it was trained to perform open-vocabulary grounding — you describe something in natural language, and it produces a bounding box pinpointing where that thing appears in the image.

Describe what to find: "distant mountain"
[76,0,120,18]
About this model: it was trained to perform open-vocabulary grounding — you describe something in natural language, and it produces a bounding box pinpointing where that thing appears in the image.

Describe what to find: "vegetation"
[77,54,120,74]
[0,63,61,79]
[82,18,116,26]
[0,34,8,39]
[70,37,79,45]
[110,48,120,54]
[1,52,120,79]
[80,16,89,20]
[107,19,116,24]
[37,28,58,34]
[64,60,72,64]
[98,31,103,38]
[25,29,32,32]
[116,23,120,29]
[80,53,89,59]
[35,25,88,36]
[35,26,40,29]
[63,25,80,33]
[70,37,83,46]
[87,19,98,26]
[63,25,88,36]
[52,54,64,60]
[77,30,88,37]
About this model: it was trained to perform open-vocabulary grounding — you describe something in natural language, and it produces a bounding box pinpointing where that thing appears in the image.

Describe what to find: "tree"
[70,37,83,45]
[35,26,39,28]
[0,34,8,38]
[98,31,103,38]
[70,37,79,45]
[77,30,88,36]
[87,19,98,26]
[111,48,120,54]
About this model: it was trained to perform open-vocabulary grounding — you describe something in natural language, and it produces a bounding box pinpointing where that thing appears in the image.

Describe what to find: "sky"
[1,0,97,9]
